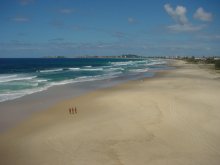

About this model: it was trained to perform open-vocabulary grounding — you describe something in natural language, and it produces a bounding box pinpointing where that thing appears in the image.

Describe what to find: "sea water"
[0,58,167,102]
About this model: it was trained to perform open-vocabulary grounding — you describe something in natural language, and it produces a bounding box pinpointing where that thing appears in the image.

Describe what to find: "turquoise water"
[0,58,167,102]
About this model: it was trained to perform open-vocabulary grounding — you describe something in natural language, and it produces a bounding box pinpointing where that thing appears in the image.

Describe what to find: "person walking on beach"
[75,107,77,114]
[72,107,75,114]
[69,108,72,114]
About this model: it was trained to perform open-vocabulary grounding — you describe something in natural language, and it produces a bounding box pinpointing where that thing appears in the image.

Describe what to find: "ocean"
[0,58,167,102]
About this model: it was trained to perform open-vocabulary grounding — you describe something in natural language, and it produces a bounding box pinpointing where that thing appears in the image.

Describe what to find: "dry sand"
[1,60,220,165]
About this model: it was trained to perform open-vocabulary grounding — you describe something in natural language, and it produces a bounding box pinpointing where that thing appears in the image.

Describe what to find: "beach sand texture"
[1,61,220,165]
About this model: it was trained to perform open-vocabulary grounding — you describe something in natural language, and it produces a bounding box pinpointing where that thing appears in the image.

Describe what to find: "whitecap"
[69,68,81,71]
[130,69,148,73]
[81,68,103,71]
[39,68,63,73]
[0,76,37,83]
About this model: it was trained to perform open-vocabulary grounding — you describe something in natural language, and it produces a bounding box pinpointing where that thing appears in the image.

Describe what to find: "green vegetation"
[215,60,220,70]
[204,57,215,64]
[183,56,215,64]
[182,56,198,63]
[181,56,220,70]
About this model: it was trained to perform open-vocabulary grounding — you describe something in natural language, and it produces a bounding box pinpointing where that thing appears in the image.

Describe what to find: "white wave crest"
[105,67,124,71]
[130,68,148,73]
[69,67,103,71]
[0,86,48,102]
[110,61,133,66]
[0,75,37,83]
[81,68,103,71]
[69,68,80,71]
[0,74,18,79]
[39,68,63,73]
[146,60,167,66]
[36,79,48,83]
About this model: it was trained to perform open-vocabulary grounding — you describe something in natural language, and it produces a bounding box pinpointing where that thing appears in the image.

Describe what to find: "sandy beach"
[1,60,220,165]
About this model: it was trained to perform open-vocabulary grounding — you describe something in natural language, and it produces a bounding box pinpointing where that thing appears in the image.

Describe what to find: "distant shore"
[1,60,220,165]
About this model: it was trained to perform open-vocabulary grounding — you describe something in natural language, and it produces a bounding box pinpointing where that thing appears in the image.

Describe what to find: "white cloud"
[164,4,206,32]
[194,7,213,22]
[164,4,188,25]
[12,16,29,22]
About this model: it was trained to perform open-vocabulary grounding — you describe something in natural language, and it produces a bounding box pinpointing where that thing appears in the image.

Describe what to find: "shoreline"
[0,63,169,133]
[1,60,220,164]
[0,58,167,103]
[0,76,140,133]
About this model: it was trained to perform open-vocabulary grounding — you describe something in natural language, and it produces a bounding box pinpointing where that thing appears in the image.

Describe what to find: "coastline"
[0,62,164,133]
[1,60,220,165]
[0,74,144,132]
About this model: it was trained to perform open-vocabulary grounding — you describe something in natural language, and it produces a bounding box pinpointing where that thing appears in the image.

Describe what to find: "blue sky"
[0,0,220,57]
